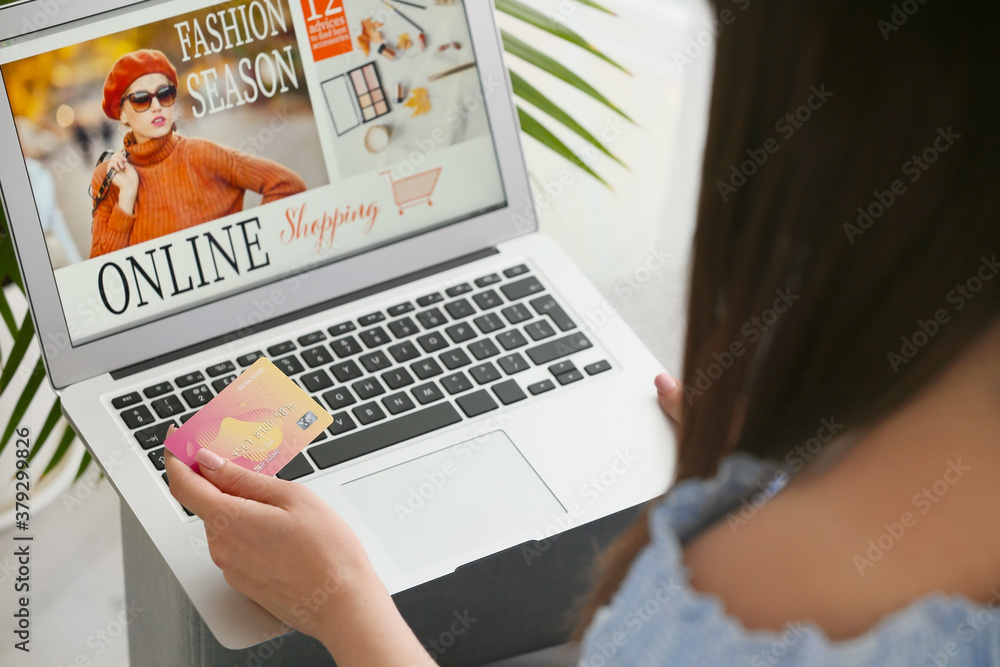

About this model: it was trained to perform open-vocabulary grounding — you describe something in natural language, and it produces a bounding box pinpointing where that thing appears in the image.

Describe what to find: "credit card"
[164,357,332,476]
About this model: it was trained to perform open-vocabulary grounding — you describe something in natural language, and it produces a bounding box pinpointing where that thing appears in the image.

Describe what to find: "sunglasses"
[122,84,177,112]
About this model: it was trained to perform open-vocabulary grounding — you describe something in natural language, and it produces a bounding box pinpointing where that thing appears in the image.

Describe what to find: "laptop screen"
[0,0,507,346]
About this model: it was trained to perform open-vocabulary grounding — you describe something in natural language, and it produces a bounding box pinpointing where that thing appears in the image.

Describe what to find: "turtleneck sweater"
[89,129,306,258]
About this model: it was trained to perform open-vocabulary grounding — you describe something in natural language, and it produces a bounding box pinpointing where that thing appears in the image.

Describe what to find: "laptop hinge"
[110,247,498,380]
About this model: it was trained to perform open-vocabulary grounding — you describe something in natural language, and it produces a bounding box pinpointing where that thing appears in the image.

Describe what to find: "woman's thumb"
[195,448,291,506]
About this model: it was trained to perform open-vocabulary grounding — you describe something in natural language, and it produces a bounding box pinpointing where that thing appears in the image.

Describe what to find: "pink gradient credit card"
[164,358,332,476]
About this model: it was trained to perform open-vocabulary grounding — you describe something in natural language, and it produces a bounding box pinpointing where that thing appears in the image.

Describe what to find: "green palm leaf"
[517,107,610,188]
[510,70,624,167]
[495,0,628,74]
[0,311,34,397]
[502,31,632,122]
[0,358,44,455]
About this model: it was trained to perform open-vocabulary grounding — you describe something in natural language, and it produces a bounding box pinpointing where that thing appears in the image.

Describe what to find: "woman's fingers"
[655,373,683,424]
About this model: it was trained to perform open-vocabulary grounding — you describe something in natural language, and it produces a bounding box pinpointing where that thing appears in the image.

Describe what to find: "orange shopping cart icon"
[381,167,442,215]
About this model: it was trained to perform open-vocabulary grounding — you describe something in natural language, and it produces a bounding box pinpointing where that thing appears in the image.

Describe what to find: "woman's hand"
[163,443,376,641]
[107,150,138,214]
[655,372,683,424]
[164,436,434,665]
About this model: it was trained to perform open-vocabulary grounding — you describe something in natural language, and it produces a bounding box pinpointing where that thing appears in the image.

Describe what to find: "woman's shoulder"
[578,452,1000,666]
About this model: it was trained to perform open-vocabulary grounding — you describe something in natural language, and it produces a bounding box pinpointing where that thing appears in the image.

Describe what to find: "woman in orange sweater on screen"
[89,49,306,258]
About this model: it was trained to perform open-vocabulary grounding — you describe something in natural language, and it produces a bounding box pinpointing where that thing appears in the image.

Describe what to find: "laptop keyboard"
[110,264,613,517]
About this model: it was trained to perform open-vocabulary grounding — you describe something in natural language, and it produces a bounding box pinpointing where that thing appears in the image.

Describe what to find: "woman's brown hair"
[574,0,1000,638]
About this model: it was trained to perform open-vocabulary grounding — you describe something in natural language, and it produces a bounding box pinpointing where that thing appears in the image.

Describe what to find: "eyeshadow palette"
[321,61,390,135]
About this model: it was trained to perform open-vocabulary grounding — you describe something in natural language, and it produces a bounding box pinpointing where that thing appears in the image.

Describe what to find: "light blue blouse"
[578,452,1000,666]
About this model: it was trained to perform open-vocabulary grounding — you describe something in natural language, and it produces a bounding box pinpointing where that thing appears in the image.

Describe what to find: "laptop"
[0,0,675,650]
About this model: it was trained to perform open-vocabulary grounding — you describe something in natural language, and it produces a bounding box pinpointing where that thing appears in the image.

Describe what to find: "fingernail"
[166,424,176,435]
[655,374,678,394]
[195,448,225,471]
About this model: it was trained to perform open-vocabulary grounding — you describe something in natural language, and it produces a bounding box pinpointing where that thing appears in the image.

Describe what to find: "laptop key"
[411,382,445,405]
[121,405,155,429]
[456,390,499,418]
[473,313,504,334]
[548,361,577,377]
[323,387,356,410]
[353,402,387,425]
[359,311,385,327]
[332,360,363,382]
[528,379,555,395]
[445,298,475,320]
[330,336,363,358]
[359,326,390,348]
[180,412,197,424]
[111,392,141,409]
[206,361,235,377]
[301,369,334,393]
[388,317,419,339]
[310,402,462,470]
[469,362,501,385]
[473,289,503,310]
[441,371,472,395]
[445,283,473,297]
[274,356,305,376]
[417,308,447,329]
[151,395,185,419]
[388,341,419,363]
[501,276,544,301]
[328,412,357,436]
[497,330,528,350]
[557,370,584,385]
[585,360,612,375]
[382,367,415,390]
[301,346,334,368]
[503,264,529,278]
[498,353,529,375]
[148,447,166,471]
[492,379,527,405]
[525,320,556,341]
[411,358,444,379]
[445,322,476,343]
[501,304,532,325]
[530,295,577,332]
[329,321,356,336]
[359,351,391,373]
[382,392,416,415]
[468,339,500,360]
[134,421,175,449]
[298,331,326,347]
[475,273,501,287]
[387,302,415,317]
[176,371,205,388]
[143,382,173,399]
[353,378,385,400]
[267,341,295,357]
[417,332,447,353]
[526,333,592,365]
[236,351,264,367]
[440,349,471,370]
[416,292,444,307]
[182,385,213,409]
[276,453,314,481]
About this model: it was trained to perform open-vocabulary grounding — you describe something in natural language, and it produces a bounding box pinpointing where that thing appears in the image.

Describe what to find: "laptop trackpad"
[341,431,565,573]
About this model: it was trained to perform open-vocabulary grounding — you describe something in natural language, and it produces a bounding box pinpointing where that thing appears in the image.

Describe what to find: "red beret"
[102,49,178,120]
